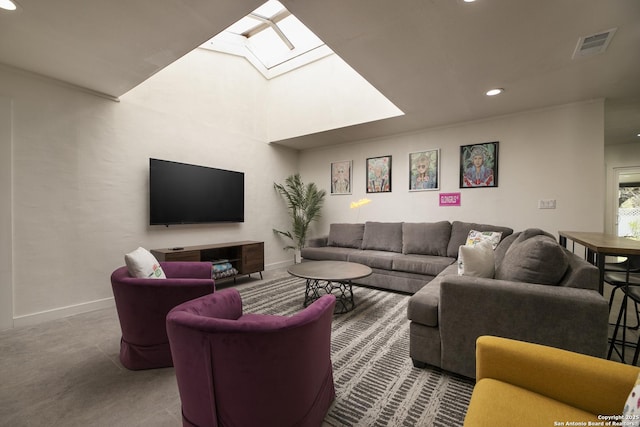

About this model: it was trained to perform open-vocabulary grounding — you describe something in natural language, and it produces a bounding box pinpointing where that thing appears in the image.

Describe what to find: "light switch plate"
[538,199,557,209]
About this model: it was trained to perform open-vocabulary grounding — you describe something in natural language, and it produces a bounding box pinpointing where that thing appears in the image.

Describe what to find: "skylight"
[200,0,333,79]
[0,0,18,11]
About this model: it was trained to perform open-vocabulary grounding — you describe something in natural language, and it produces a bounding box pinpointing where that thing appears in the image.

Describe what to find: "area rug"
[238,276,474,427]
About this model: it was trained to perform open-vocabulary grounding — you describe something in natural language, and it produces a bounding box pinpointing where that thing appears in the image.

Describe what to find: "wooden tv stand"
[151,241,264,281]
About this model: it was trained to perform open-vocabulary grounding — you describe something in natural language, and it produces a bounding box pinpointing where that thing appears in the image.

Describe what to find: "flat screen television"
[149,158,244,225]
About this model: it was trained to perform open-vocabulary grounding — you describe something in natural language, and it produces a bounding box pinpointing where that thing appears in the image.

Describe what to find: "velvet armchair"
[111,261,214,370]
[464,336,640,426]
[166,288,337,427]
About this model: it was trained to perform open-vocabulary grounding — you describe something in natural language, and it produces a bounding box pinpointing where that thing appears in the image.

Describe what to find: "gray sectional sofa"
[302,221,514,294]
[302,222,610,378]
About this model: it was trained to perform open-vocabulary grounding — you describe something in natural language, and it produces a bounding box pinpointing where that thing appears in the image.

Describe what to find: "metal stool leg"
[633,334,640,365]
[608,285,640,329]
[609,293,629,362]
[608,286,618,309]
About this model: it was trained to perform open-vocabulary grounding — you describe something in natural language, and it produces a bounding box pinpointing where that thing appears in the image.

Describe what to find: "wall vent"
[573,28,617,59]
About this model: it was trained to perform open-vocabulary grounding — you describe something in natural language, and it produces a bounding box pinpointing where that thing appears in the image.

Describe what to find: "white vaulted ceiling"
[0,0,261,97]
[0,0,638,149]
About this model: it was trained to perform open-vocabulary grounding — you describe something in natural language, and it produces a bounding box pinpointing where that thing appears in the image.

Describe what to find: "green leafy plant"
[630,220,640,239]
[273,174,326,251]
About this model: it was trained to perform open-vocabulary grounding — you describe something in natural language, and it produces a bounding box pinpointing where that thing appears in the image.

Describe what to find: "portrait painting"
[459,142,499,188]
[366,155,392,193]
[331,160,352,195]
[409,149,440,191]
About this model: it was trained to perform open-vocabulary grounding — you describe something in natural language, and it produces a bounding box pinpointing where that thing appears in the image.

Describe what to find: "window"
[618,172,640,239]
[201,0,333,79]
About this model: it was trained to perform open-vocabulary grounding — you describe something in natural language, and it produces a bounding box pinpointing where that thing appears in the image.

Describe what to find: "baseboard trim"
[13,297,115,328]
[11,261,292,329]
[265,260,294,271]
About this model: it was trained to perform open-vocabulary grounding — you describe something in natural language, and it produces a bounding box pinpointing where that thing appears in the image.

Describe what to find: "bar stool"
[605,271,640,328]
[607,273,640,364]
[605,256,640,333]
[605,255,640,311]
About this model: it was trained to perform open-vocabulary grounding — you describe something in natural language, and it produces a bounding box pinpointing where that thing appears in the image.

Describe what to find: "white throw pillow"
[458,240,495,278]
[465,230,503,249]
[124,247,166,279]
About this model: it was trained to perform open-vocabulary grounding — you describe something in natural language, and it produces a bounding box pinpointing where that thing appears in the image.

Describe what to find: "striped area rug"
[238,276,474,427]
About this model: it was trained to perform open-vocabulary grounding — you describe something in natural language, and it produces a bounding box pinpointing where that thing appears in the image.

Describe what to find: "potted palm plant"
[273,174,326,263]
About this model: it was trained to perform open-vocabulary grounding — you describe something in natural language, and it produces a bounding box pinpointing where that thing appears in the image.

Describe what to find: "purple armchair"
[166,288,336,427]
[111,262,214,370]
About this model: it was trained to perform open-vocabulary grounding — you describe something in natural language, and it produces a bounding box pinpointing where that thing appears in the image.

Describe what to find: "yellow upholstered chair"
[464,336,640,427]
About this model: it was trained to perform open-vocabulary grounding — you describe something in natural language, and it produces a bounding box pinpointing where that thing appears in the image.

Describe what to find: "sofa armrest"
[475,336,640,416]
[439,275,609,378]
[307,236,328,247]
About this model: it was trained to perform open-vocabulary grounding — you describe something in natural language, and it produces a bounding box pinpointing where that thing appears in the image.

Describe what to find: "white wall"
[0,41,610,328]
[266,54,403,141]
[299,100,605,236]
[1,49,298,326]
[604,143,640,234]
[0,96,12,330]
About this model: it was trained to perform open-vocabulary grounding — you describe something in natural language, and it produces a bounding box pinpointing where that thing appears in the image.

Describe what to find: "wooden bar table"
[558,231,640,295]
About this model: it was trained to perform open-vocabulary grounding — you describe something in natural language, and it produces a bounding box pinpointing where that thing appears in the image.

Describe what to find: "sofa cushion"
[495,229,569,285]
[464,378,602,427]
[407,279,441,327]
[362,222,403,253]
[458,241,495,278]
[557,249,599,290]
[447,221,514,258]
[327,223,365,249]
[407,264,457,326]
[306,236,328,247]
[393,254,455,276]
[495,229,555,268]
[300,246,360,262]
[494,232,520,268]
[348,250,399,270]
[402,221,451,256]
[510,227,556,243]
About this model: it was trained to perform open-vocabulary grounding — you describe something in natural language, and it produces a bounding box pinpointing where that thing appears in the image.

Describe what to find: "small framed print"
[460,141,499,188]
[409,149,440,191]
[366,155,392,193]
[331,160,352,195]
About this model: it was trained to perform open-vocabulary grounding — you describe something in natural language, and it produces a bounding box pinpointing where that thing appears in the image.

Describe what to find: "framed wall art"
[409,149,440,191]
[460,142,499,188]
[330,160,352,195]
[366,155,392,193]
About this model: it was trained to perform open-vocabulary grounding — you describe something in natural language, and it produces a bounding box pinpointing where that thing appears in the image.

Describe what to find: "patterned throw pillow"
[623,372,640,427]
[124,247,166,279]
[212,261,233,273]
[465,230,503,249]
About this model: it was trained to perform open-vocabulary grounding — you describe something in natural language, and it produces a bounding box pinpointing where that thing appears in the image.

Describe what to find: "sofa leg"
[412,358,428,369]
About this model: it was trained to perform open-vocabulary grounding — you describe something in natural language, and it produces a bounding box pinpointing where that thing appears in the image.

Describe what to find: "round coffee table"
[287,261,372,314]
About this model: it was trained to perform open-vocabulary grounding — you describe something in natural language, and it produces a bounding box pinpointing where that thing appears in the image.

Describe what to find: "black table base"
[303,278,355,314]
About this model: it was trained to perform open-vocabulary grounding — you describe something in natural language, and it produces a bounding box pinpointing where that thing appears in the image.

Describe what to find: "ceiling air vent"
[573,28,617,59]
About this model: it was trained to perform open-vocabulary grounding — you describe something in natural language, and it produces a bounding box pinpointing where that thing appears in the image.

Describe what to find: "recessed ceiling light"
[0,0,17,11]
[486,88,504,96]
[463,0,477,2]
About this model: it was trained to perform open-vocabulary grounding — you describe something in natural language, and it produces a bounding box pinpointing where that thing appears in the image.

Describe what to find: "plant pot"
[294,249,302,264]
